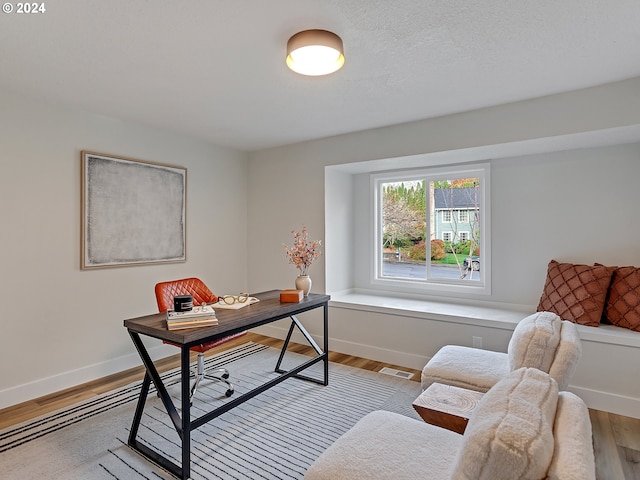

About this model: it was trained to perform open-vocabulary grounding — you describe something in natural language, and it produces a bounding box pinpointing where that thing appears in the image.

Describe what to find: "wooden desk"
[124,290,330,480]
[412,383,484,434]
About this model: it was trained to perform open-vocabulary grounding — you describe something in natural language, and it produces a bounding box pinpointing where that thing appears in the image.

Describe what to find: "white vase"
[295,275,312,296]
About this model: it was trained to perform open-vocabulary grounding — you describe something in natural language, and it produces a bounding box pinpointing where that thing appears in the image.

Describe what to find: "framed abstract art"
[81,151,186,269]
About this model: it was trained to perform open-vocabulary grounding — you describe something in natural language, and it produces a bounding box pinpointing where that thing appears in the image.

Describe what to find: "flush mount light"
[286,29,345,76]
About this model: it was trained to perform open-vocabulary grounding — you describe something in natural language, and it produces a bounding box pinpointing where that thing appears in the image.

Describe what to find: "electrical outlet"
[472,336,483,349]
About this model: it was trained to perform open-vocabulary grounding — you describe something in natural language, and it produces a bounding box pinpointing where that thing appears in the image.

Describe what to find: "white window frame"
[371,162,491,297]
[459,210,469,223]
[442,210,452,223]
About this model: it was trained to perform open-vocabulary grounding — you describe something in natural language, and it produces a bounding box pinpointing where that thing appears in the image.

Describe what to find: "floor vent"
[378,367,414,380]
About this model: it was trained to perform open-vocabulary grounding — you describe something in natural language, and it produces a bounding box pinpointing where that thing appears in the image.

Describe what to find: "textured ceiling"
[1,0,639,151]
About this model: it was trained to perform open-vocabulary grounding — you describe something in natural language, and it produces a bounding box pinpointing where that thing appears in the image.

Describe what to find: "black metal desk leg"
[323,302,329,385]
[181,346,191,480]
[128,371,151,444]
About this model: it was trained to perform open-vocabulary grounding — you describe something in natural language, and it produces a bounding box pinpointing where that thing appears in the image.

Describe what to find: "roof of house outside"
[434,188,479,209]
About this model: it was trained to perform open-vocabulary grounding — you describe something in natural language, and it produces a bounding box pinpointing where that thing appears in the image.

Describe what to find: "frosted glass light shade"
[286,30,345,76]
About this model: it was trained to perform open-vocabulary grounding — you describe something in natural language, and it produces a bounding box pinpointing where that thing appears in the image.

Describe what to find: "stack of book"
[166,305,218,330]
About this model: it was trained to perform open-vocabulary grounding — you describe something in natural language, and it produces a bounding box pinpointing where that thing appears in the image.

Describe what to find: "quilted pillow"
[537,260,612,327]
[451,368,558,480]
[603,266,640,332]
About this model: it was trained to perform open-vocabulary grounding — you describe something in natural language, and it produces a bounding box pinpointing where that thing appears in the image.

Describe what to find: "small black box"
[173,295,193,312]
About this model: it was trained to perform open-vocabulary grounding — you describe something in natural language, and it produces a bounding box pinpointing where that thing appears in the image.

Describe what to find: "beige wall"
[0,90,249,408]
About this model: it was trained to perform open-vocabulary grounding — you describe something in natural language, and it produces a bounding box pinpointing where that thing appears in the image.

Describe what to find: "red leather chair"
[155,277,246,401]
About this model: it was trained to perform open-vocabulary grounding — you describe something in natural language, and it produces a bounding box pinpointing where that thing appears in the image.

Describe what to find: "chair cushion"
[537,259,612,327]
[603,266,640,332]
[546,392,596,480]
[507,311,562,373]
[188,330,247,353]
[451,367,558,480]
[421,345,510,393]
[304,410,461,480]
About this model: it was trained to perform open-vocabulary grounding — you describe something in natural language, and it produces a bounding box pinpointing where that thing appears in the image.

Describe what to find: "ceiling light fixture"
[286,29,345,76]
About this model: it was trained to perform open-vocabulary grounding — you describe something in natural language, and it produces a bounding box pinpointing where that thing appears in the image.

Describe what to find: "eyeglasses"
[217,293,250,305]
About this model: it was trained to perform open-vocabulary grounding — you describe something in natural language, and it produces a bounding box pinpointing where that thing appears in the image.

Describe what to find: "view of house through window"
[377,168,485,287]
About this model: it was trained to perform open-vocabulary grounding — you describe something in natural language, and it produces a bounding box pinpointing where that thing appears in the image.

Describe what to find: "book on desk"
[166,305,218,330]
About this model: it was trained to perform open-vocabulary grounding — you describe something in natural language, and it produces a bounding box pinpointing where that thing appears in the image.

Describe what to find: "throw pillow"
[603,266,640,332]
[537,260,613,327]
[451,368,558,480]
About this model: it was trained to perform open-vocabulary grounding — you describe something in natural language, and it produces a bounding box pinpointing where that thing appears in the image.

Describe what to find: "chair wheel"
[225,389,234,397]
[222,372,230,379]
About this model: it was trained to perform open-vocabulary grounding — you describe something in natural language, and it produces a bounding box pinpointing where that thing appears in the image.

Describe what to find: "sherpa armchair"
[421,311,582,393]
[305,368,595,480]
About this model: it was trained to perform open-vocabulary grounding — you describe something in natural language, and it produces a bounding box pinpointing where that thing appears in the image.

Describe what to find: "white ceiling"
[2,0,640,152]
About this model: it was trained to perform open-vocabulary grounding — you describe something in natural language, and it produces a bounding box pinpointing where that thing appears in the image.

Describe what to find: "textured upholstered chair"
[305,368,595,480]
[155,277,246,401]
[421,311,582,393]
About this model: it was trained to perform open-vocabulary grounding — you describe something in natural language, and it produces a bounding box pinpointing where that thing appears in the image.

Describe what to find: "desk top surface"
[124,290,330,346]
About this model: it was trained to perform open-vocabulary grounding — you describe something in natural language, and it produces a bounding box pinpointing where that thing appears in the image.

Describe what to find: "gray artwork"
[82,152,186,268]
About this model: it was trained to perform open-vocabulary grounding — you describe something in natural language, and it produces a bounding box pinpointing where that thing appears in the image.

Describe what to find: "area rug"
[0,342,422,479]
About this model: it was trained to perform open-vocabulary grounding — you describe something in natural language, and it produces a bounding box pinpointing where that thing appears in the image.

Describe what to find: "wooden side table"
[412,383,484,434]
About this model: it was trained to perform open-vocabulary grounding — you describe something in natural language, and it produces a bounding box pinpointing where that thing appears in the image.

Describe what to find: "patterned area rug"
[0,342,422,479]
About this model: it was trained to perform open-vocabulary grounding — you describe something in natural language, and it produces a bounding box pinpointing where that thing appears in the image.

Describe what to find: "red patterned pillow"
[603,266,640,332]
[537,260,613,327]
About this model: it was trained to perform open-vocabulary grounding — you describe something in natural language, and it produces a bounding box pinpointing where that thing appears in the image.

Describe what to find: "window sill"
[328,290,640,348]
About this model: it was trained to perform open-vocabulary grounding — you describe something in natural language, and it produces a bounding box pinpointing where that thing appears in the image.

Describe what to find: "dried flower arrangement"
[283,227,322,276]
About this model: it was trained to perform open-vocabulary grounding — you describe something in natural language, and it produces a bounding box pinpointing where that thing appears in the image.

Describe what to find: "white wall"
[0,90,249,408]
[247,78,640,417]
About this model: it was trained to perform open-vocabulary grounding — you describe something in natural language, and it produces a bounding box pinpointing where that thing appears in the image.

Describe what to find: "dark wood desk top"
[124,290,330,348]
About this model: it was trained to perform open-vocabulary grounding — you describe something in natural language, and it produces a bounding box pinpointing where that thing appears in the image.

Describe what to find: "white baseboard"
[253,325,640,419]
[5,327,637,421]
[568,386,640,419]
[251,325,428,371]
[0,343,176,410]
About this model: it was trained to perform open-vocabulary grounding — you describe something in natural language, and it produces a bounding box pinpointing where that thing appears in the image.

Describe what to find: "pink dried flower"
[283,227,322,276]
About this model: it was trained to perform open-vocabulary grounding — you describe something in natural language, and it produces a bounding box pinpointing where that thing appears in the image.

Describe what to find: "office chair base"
[190,354,235,403]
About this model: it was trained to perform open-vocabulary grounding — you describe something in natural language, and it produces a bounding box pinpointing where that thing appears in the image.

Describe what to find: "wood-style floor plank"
[1,332,638,479]
[611,413,640,451]
[619,446,640,480]
[590,407,630,480]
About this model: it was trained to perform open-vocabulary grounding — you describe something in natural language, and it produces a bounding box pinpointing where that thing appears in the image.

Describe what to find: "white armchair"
[305,368,595,480]
[421,311,582,392]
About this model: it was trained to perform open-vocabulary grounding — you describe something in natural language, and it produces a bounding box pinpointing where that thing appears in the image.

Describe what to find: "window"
[372,163,490,295]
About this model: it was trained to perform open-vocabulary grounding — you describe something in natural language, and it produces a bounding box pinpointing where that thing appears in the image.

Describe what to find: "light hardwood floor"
[1,333,638,479]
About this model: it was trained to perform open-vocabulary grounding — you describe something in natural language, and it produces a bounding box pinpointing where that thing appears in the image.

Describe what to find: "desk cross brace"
[275,314,328,385]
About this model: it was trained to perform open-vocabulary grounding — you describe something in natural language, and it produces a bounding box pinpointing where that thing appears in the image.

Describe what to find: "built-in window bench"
[329,291,640,347]
[328,291,640,418]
